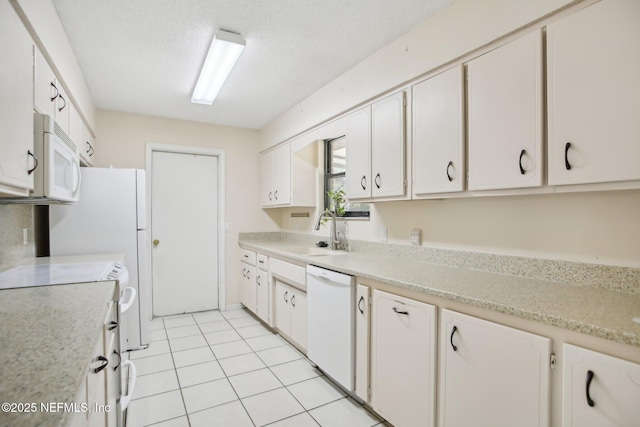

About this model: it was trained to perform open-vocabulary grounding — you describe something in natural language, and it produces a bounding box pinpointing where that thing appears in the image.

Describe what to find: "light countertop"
[239,238,640,348]
[0,280,117,427]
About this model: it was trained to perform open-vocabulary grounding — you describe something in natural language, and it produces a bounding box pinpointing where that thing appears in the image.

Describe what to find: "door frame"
[146,143,226,314]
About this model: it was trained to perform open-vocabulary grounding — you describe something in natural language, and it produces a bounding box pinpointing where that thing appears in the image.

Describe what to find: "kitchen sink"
[284,247,349,257]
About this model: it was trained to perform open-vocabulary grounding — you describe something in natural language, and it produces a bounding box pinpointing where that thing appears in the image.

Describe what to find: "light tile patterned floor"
[124,308,385,427]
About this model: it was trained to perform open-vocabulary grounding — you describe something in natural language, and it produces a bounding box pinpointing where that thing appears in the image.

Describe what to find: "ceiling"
[51,0,455,130]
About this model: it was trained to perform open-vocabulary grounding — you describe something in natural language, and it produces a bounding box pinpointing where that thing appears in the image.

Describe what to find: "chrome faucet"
[314,211,340,250]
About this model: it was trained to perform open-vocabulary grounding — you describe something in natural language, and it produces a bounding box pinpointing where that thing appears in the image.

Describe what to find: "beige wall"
[95,110,280,306]
[281,190,640,267]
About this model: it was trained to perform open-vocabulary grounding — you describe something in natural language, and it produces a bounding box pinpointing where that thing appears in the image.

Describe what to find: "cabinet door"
[355,284,370,402]
[34,46,57,117]
[56,84,71,135]
[547,0,640,185]
[371,290,436,427]
[467,30,543,190]
[563,344,640,427]
[87,337,107,427]
[413,66,465,195]
[255,268,269,323]
[80,122,96,166]
[260,150,274,206]
[345,106,372,200]
[273,143,291,205]
[440,309,551,427]
[290,289,307,351]
[371,91,406,198]
[274,280,291,336]
[0,0,34,194]
[240,262,256,313]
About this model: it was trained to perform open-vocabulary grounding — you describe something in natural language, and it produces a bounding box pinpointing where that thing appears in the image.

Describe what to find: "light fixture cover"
[191,30,245,105]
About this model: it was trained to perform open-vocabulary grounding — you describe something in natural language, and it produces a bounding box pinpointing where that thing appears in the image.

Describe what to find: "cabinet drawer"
[239,249,256,266]
[270,258,305,289]
[257,254,269,270]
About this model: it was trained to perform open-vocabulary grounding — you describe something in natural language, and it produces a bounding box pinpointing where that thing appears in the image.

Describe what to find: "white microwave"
[21,114,81,204]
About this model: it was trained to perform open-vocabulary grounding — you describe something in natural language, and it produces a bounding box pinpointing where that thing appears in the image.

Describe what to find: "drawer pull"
[284,291,288,303]
[108,320,118,331]
[446,161,454,182]
[450,326,458,352]
[519,149,526,175]
[361,175,367,190]
[93,355,109,373]
[586,370,595,407]
[358,296,365,314]
[392,307,408,315]
[565,142,572,170]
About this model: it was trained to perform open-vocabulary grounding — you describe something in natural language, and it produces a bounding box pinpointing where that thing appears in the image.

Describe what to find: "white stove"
[0,261,128,290]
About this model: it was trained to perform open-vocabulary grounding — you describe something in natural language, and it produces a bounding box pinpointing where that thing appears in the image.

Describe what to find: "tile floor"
[124,308,385,427]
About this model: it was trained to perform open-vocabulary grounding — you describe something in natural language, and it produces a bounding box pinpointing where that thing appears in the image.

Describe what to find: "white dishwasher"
[307,265,356,391]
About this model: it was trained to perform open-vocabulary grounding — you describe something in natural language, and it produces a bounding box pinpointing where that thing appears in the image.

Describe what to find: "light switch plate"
[410,228,421,246]
[381,227,388,242]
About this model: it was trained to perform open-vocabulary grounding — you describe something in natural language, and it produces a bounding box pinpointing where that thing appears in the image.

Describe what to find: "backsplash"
[0,205,35,265]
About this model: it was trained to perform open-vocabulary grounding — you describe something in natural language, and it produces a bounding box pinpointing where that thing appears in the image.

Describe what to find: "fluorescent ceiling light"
[191,30,245,105]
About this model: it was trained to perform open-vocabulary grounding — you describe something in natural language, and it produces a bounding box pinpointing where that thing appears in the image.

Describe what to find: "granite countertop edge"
[239,239,640,348]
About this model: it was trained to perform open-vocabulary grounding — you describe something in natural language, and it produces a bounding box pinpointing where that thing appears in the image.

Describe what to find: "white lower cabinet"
[439,309,551,427]
[240,261,257,313]
[562,344,640,427]
[71,299,121,427]
[274,280,307,351]
[371,290,437,427]
[355,284,370,402]
[255,263,269,323]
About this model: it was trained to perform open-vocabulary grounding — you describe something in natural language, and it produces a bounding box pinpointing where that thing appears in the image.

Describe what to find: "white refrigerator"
[49,168,150,351]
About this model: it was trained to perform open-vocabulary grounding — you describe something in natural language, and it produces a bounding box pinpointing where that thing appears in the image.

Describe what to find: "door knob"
[153,239,160,247]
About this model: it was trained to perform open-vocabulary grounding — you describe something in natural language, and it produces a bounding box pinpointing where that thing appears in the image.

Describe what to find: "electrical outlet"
[23,228,28,245]
[410,228,421,246]
[381,227,388,242]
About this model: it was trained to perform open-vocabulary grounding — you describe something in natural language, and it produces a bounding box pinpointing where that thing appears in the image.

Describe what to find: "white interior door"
[151,150,219,316]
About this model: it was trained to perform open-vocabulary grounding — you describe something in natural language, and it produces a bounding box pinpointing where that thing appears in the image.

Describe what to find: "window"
[324,137,370,218]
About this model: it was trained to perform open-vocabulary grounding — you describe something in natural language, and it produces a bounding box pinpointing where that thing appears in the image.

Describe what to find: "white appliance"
[307,264,356,391]
[49,168,150,351]
[2,113,81,204]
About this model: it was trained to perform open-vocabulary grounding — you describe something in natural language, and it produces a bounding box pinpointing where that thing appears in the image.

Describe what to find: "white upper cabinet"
[467,30,543,191]
[272,143,291,205]
[562,343,640,427]
[34,46,58,118]
[260,143,290,206]
[260,141,316,208]
[439,309,551,427]
[547,0,640,186]
[346,91,406,200]
[345,106,372,199]
[371,91,406,198]
[412,65,465,195]
[0,0,34,196]
[79,122,96,166]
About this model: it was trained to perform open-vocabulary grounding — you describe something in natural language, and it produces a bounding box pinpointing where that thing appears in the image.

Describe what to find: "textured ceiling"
[51,0,455,130]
